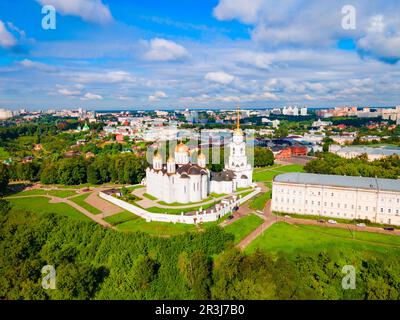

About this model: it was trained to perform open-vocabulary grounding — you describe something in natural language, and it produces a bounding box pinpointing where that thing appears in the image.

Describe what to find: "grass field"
[144,202,216,214]
[253,164,304,182]
[8,197,90,221]
[10,189,77,198]
[104,211,137,225]
[157,193,226,206]
[275,212,400,230]
[126,185,144,191]
[246,222,400,256]
[143,193,158,200]
[225,214,264,244]
[249,192,270,211]
[69,193,102,215]
[116,215,198,236]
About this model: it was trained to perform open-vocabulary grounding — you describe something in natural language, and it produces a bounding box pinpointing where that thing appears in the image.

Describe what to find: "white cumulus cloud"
[0,20,17,48]
[148,91,167,102]
[144,38,188,61]
[357,15,400,63]
[204,71,235,85]
[213,0,263,24]
[81,92,103,100]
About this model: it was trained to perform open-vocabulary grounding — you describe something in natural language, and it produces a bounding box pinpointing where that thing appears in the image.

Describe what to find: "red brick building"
[275,146,307,160]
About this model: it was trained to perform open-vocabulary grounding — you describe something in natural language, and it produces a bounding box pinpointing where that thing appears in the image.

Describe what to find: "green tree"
[0,164,9,195]
[254,147,274,167]
[179,251,211,299]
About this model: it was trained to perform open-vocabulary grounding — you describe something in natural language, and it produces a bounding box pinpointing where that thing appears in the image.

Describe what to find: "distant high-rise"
[0,108,13,120]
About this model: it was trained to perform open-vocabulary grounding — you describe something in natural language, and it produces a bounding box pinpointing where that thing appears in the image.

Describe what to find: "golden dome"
[233,128,243,136]
[175,142,189,153]
[153,152,162,160]
[167,156,175,163]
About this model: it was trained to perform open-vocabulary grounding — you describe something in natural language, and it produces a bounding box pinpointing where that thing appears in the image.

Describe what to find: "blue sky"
[0,0,399,110]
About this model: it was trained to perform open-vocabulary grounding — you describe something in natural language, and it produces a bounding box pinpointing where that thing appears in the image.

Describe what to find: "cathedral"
[145,109,253,204]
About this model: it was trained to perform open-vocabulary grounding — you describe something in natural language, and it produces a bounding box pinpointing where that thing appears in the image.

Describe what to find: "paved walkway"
[220,182,269,227]
[237,214,276,249]
[83,189,123,216]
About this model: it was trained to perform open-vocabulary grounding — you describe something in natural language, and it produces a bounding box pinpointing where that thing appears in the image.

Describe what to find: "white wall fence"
[99,187,261,225]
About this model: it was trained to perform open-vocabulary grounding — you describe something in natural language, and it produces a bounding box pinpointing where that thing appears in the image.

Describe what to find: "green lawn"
[249,191,271,211]
[253,164,304,182]
[225,214,264,244]
[126,185,144,191]
[143,193,158,200]
[69,193,102,214]
[104,211,137,225]
[10,189,77,198]
[246,222,400,257]
[47,190,78,198]
[277,164,305,173]
[253,164,281,171]
[8,197,90,221]
[145,202,215,214]
[275,212,400,230]
[157,194,226,206]
[116,215,198,236]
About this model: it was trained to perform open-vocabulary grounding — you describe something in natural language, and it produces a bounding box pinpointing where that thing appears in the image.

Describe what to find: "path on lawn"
[73,189,124,217]
[5,189,121,229]
[220,182,269,227]
[236,199,275,249]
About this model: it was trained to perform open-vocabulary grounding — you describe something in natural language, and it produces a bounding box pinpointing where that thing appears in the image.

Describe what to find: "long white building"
[272,173,400,226]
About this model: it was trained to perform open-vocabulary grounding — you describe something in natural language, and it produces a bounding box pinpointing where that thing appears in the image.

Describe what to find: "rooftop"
[338,146,400,156]
[274,172,400,193]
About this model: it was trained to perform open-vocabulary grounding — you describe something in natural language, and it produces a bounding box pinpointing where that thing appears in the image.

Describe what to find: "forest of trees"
[305,153,400,179]
[3,153,148,186]
[1,200,399,300]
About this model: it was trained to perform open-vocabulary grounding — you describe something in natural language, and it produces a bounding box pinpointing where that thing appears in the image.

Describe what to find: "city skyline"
[0,0,400,110]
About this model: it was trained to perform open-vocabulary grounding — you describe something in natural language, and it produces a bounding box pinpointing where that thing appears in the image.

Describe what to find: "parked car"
[317,219,326,223]
[227,215,234,220]
[384,227,395,231]
[356,223,366,228]
[284,215,291,219]
[328,219,337,224]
